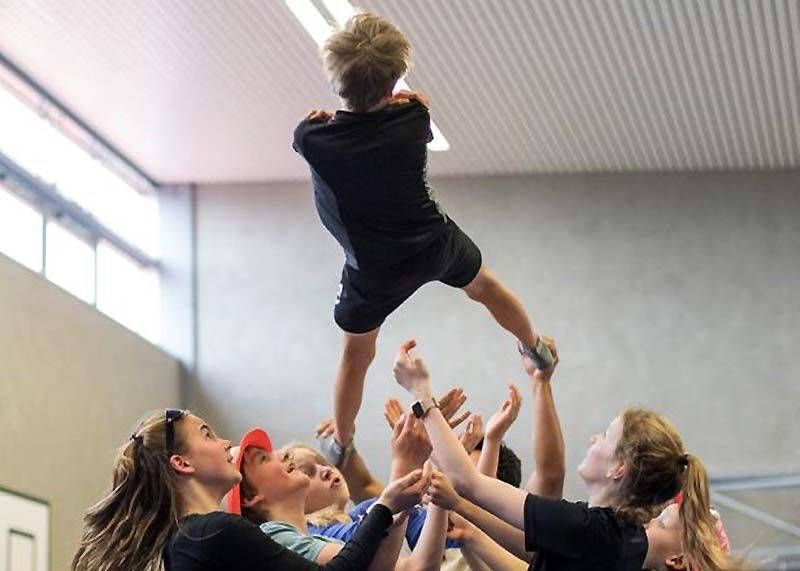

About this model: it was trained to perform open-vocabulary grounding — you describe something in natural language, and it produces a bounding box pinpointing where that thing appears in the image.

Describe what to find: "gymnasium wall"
[193,171,800,499]
[0,254,182,570]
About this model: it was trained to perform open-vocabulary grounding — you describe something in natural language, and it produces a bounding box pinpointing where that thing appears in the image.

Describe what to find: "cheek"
[307,480,327,498]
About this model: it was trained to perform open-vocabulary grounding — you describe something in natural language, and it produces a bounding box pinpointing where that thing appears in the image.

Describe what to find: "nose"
[590,433,599,444]
[223,440,232,450]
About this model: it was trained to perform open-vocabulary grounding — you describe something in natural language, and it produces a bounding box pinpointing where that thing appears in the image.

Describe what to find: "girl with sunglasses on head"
[71,409,429,571]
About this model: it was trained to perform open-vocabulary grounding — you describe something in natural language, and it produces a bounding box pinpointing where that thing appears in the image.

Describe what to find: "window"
[44,220,95,304]
[0,183,43,272]
[0,85,159,257]
[0,71,162,344]
[97,241,161,344]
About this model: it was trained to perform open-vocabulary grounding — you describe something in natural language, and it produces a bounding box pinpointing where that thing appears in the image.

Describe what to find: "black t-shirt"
[524,494,648,571]
[293,102,448,270]
[163,506,392,571]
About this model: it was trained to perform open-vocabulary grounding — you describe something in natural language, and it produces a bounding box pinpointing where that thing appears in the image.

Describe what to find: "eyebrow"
[200,424,210,432]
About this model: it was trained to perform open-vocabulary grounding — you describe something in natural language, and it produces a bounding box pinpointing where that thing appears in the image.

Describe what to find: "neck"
[178,480,225,517]
[269,497,311,534]
[586,482,618,509]
[642,529,666,571]
[342,95,392,113]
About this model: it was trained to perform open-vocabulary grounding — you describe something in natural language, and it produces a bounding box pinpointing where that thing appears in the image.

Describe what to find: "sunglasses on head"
[165,409,187,455]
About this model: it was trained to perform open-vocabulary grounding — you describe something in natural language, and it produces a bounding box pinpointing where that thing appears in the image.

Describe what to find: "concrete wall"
[194,171,800,504]
[0,254,181,570]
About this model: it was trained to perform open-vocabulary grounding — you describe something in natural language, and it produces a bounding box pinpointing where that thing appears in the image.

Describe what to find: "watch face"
[412,402,424,419]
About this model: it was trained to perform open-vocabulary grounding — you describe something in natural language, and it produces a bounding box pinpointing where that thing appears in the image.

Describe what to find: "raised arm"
[365,414,433,571]
[393,340,528,530]
[395,503,448,571]
[479,384,522,478]
[520,338,565,498]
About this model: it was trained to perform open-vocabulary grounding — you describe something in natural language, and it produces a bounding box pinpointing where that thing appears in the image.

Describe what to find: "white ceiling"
[1,0,799,184]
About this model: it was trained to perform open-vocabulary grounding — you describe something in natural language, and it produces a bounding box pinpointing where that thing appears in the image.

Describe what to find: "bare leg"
[462,265,538,348]
[333,328,380,448]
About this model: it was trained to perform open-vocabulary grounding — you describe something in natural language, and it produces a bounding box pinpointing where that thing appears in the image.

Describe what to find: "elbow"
[538,472,566,499]
[452,470,481,500]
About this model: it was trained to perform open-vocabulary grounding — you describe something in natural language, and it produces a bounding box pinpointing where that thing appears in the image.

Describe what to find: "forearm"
[461,549,493,571]
[419,406,480,489]
[343,447,385,503]
[321,504,393,571]
[476,436,501,478]
[525,379,565,498]
[400,504,448,571]
[455,499,530,562]
[462,527,528,571]
[421,407,527,529]
[366,517,406,571]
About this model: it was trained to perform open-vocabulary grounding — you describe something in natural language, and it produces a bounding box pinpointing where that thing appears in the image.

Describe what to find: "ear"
[607,462,625,481]
[241,492,263,509]
[665,553,687,570]
[169,454,195,476]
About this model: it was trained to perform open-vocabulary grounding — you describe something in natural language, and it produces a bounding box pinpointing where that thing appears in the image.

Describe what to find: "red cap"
[226,428,273,515]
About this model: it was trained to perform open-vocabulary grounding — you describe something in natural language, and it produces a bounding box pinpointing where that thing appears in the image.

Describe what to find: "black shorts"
[334,221,483,334]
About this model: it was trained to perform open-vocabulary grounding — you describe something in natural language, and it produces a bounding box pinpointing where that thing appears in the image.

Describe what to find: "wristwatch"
[412,397,438,419]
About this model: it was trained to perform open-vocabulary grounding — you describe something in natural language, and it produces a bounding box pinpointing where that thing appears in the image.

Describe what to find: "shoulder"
[180,511,246,534]
[174,512,270,549]
[260,521,301,537]
[387,100,430,120]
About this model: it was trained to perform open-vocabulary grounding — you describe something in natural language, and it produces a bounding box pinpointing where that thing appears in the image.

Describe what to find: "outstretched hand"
[315,417,336,440]
[428,469,464,511]
[391,411,432,469]
[459,414,484,453]
[438,387,470,429]
[384,387,469,430]
[378,460,432,514]
[485,384,522,441]
[393,340,432,397]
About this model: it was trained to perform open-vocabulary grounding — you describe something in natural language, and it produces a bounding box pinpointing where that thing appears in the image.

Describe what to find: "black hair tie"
[679,453,690,467]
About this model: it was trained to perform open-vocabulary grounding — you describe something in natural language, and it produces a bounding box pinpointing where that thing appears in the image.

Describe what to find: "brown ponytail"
[71,410,187,571]
[679,456,753,571]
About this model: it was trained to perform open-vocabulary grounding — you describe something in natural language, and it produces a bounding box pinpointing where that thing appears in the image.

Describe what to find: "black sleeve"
[413,102,434,143]
[523,494,592,558]
[293,121,308,155]
[318,503,393,570]
[212,507,392,570]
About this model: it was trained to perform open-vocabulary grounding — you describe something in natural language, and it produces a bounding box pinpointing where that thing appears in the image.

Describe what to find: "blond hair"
[285,442,352,527]
[322,12,411,112]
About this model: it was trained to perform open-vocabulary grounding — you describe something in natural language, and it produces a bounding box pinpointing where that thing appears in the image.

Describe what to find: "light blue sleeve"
[260,521,340,562]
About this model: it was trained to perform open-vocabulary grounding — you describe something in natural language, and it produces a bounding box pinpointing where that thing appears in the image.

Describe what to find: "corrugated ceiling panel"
[1,0,798,182]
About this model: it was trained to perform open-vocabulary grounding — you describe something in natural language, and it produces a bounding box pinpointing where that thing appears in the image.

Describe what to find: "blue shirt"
[308,498,461,550]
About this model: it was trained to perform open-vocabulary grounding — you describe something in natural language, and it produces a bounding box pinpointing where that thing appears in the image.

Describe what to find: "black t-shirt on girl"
[163,504,392,571]
[525,494,648,571]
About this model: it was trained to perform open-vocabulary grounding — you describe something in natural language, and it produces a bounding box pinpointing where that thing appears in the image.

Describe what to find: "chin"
[576,463,589,482]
